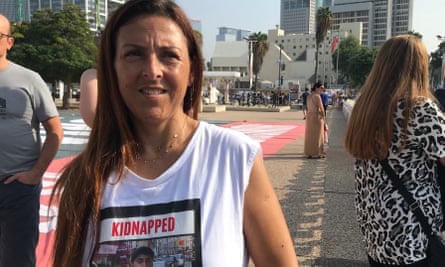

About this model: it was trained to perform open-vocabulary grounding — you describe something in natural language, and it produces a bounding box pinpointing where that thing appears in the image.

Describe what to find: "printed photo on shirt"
[91,199,202,267]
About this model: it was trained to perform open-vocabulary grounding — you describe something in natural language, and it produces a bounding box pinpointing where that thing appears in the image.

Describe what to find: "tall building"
[216,27,251,42]
[280,0,317,34]
[391,0,413,36]
[331,0,413,48]
[0,0,126,31]
[190,19,202,33]
[0,0,27,23]
[317,0,334,8]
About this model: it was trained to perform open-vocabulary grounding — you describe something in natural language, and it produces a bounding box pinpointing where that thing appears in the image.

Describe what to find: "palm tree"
[250,32,269,90]
[315,7,333,84]
[194,30,203,47]
[407,30,423,39]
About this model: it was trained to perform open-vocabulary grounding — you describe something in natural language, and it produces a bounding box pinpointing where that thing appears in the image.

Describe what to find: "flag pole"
[336,37,339,87]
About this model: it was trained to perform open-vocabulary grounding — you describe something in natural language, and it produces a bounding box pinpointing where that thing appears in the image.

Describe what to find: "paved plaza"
[200,107,370,267]
[42,105,369,267]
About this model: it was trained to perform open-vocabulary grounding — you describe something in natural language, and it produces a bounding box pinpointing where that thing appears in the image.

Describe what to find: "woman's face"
[114,15,193,124]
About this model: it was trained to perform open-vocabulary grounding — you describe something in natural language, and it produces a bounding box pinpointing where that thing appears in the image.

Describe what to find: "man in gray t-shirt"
[0,14,63,267]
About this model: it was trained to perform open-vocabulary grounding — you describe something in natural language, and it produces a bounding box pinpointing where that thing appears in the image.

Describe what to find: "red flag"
[331,37,339,53]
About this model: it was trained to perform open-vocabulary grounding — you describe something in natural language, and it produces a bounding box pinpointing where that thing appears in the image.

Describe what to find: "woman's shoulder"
[411,97,441,114]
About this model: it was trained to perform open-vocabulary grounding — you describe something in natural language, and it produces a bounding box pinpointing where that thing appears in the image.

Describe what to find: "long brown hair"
[344,34,432,160]
[50,0,203,266]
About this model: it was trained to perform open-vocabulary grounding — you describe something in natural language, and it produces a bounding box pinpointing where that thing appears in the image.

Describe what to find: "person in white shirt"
[50,1,299,267]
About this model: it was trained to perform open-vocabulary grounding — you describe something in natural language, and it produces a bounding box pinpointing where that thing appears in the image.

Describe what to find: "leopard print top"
[354,97,445,265]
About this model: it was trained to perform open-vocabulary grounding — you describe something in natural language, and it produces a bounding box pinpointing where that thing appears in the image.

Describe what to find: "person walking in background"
[79,68,97,128]
[331,91,338,108]
[303,82,326,158]
[301,87,309,119]
[434,86,445,112]
[319,86,328,116]
[50,1,298,266]
[0,14,64,267]
[272,91,278,108]
[344,35,445,266]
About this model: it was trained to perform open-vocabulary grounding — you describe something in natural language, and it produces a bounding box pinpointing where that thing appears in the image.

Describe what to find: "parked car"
[72,87,80,100]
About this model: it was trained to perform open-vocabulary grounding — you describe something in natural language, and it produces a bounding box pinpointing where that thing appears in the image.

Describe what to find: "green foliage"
[8,3,97,108]
[430,41,445,88]
[250,32,269,89]
[407,30,423,39]
[315,7,333,46]
[332,35,377,88]
[348,47,378,88]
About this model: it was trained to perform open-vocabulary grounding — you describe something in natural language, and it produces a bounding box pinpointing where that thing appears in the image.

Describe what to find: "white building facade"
[209,26,359,90]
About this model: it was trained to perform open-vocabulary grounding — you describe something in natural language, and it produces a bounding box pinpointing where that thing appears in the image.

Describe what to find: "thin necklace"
[136,118,187,164]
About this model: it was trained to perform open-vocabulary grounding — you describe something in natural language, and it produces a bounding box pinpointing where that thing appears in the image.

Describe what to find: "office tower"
[0,0,27,23]
[280,0,317,34]
[0,0,127,31]
[373,0,392,47]
[190,19,202,33]
[391,0,413,36]
[331,0,413,48]
[216,27,251,42]
[317,0,334,8]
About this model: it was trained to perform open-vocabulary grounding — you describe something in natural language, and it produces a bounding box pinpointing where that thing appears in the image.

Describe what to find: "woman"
[304,82,326,158]
[344,35,445,266]
[50,1,298,266]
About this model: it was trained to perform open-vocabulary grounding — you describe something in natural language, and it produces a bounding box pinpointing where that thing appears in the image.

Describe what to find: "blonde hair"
[344,34,433,160]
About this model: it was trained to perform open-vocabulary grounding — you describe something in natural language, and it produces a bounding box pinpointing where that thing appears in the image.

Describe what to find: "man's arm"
[4,116,64,185]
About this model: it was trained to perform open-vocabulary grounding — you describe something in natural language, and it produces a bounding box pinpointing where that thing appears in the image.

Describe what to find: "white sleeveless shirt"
[84,122,261,267]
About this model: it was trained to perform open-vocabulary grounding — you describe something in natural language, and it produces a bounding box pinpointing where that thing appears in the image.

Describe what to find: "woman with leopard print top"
[344,35,445,266]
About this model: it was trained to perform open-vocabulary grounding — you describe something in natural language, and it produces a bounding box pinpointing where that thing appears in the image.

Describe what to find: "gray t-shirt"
[0,61,59,179]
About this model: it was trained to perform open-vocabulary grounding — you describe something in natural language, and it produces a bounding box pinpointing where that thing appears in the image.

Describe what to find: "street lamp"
[437,35,445,89]
[278,44,282,89]
[244,37,257,90]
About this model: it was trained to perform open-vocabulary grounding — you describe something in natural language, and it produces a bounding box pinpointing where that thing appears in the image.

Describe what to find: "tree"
[194,30,203,48]
[314,7,333,84]
[332,35,361,83]
[332,35,377,88]
[430,41,445,88]
[347,47,378,88]
[9,3,97,109]
[250,32,269,90]
[407,30,423,39]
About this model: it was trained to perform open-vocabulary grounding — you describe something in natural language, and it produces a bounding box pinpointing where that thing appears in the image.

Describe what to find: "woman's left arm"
[244,154,299,267]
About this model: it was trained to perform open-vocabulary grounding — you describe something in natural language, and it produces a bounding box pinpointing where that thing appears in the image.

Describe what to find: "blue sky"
[176,0,445,61]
